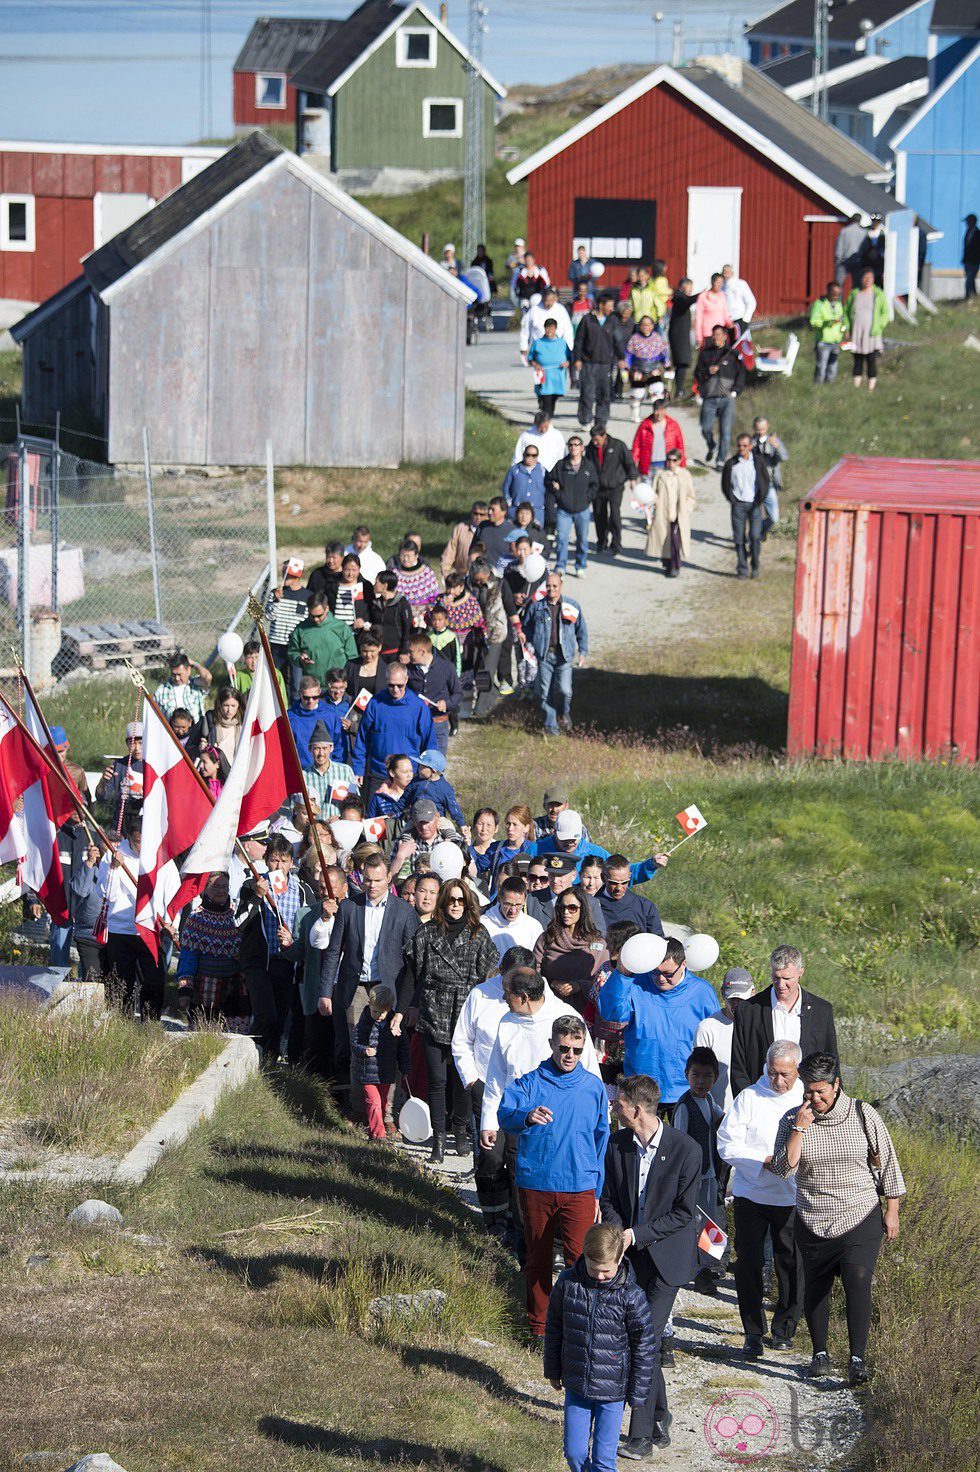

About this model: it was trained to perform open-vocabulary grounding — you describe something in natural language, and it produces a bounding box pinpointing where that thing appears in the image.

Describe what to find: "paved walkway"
[465,332,736,657]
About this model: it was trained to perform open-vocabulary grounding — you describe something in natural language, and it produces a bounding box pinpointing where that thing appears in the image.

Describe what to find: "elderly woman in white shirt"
[718,1040,804,1360]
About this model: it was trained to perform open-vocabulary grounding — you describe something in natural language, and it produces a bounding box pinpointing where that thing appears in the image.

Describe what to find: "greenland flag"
[0,701,72,924]
[676,804,707,837]
[363,816,386,842]
[136,698,215,959]
[172,651,303,912]
[346,688,372,718]
[698,1211,728,1260]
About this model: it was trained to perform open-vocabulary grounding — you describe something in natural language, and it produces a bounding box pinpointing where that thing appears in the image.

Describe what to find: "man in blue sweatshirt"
[403,748,466,828]
[499,1012,610,1335]
[533,808,670,888]
[597,854,664,935]
[598,936,718,1119]
[287,675,345,769]
[352,665,434,798]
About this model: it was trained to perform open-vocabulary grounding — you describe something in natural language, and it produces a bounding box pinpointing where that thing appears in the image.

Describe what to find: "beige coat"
[440,520,478,577]
[646,467,696,561]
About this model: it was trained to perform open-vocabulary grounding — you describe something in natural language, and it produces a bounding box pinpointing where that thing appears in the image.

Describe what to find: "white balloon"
[399,1096,432,1144]
[633,481,655,507]
[589,261,606,278]
[522,552,547,583]
[619,932,668,976]
[217,630,244,665]
[684,933,720,972]
[329,819,363,854]
[429,841,465,880]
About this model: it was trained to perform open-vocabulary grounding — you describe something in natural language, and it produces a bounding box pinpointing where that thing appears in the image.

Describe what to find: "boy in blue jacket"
[402,748,466,828]
[545,1221,655,1472]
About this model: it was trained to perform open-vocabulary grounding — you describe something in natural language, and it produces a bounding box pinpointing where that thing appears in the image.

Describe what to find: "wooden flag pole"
[0,686,138,887]
[247,592,335,900]
[125,663,282,923]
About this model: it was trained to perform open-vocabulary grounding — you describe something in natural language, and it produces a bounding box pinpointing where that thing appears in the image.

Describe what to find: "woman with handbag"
[770,1052,906,1386]
[396,879,499,1163]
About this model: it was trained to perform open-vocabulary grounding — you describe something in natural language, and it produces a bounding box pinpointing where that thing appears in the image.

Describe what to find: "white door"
[93,192,153,247]
[687,187,742,291]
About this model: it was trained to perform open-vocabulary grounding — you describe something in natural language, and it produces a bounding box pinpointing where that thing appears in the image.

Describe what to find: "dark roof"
[826,54,928,103]
[682,64,899,214]
[747,0,929,42]
[289,0,404,91]
[757,50,816,86]
[233,16,342,73]
[84,132,283,296]
[929,0,980,29]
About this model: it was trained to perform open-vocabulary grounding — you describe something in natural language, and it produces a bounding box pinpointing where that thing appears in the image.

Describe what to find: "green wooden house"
[289,0,505,181]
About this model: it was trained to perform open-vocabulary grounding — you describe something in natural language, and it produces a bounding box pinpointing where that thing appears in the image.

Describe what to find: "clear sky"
[0,0,766,146]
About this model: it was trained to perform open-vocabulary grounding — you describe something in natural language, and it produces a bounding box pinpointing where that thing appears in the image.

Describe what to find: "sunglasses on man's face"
[528,872,549,885]
[557,1043,584,1056]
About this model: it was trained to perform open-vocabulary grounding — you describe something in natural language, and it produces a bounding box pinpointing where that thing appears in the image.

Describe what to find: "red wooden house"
[0,141,223,308]
[507,60,908,316]
[232,16,341,129]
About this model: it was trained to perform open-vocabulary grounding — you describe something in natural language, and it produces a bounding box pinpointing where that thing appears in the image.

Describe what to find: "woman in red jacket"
[631,398,687,476]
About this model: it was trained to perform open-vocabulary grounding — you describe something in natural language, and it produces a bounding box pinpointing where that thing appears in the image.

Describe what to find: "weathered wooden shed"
[11,132,473,467]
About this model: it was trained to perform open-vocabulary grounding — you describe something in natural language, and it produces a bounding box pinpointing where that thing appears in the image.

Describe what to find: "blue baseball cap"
[418,748,446,774]
[49,725,69,749]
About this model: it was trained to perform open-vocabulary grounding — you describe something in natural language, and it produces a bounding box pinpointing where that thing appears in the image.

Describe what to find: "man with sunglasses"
[598,855,664,935]
[599,936,718,1121]
[532,786,591,843]
[498,1014,610,1337]
[351,664,435,801]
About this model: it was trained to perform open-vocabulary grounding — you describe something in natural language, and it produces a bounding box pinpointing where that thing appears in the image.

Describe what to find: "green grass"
[0,1071,554,1472]
[0,996,223,1155]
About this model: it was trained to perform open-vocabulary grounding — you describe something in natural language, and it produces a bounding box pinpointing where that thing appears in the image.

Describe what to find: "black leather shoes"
[428,1133,446,1164]
[652,1412,673,1449]
[807,1351,832,1378]
[660,1336,676,1368]
[619,1437,653,1460]
[743,1334,765,1359]
[453,1128,471,1156]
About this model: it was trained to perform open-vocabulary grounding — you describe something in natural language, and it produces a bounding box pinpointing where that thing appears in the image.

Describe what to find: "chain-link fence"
[0,433,274,682]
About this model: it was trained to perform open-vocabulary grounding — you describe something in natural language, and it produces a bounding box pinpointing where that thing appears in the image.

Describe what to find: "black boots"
[453,1127,471,1157]
[428,1132,446,1164]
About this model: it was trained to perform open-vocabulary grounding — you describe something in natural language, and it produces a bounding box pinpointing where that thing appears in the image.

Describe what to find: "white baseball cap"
[554,809,583,840]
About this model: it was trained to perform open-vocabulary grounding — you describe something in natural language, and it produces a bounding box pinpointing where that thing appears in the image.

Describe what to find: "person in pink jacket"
[694,273,733,347]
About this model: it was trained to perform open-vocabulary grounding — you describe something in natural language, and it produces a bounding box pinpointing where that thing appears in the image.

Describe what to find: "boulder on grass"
[67,1201,123,1227]
[64,1458,129,1472]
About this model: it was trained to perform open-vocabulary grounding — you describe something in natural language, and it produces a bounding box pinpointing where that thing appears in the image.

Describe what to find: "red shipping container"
[788,456,980,764]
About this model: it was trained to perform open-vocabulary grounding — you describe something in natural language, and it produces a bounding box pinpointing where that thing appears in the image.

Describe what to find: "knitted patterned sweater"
[176,905,241,979]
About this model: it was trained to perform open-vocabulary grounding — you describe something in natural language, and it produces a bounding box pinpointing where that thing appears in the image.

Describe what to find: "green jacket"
[844,286,890,339]
[809,296,846,344]
[287,615,357,683]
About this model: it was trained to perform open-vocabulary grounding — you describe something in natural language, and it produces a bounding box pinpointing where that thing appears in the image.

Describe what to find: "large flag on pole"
[0,700,72,923]
[135,696,215,960]
[172,648,303,912]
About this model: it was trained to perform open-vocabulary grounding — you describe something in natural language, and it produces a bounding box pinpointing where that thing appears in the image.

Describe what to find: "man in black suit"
[729,944,838,1097]
[600,1073,701,1457]
[318,851,418,1117]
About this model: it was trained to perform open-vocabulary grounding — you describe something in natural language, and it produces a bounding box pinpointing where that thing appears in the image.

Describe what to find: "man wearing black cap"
[300,721,357,818]
[533,786,592,842]
[388,798,459,881]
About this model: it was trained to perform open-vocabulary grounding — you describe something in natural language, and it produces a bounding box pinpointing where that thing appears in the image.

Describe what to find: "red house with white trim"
[0,141,223,310]
[507,60,910,317]
[232,16,341,130]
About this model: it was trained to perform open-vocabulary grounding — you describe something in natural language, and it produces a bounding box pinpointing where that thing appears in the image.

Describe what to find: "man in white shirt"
[345,525,385,584]
[720,434,768,581]
[513,410,566,473]
[480,877,544,959]
[99,814,165,1019]
[722,263,757,333]
[520,284,574,357]
[453,943,535,1238]
[695,967,755,1109]
[718,1040,805,1359]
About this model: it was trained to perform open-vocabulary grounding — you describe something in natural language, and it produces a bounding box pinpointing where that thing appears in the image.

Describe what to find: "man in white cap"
[695,967,755,1110]
[533,809,669,888]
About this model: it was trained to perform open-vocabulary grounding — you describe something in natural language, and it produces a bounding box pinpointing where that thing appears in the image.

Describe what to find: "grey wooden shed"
[11,133,472,467]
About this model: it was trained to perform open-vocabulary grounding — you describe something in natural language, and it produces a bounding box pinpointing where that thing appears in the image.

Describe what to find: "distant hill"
[498,65,649,160]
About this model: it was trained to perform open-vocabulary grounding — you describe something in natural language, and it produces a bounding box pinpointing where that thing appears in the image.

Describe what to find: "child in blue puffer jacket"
[544,1222,655,1472]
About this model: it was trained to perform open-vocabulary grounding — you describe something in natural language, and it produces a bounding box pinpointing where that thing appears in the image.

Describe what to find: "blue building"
[891,3,980,292]
[745,0,934,67]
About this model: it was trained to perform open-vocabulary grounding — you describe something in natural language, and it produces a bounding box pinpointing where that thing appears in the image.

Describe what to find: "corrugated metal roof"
[83,132,283,296]
[826,55,928,104]
[747,0,928,41]
[289,0,404,91]
[930,0,980,30]
[233,16,342,73]
[806,455,980,514]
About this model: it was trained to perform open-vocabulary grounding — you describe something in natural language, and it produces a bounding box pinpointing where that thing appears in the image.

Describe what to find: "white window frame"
[423,96,463,139]
[397,26,436,67]
[255,72,287,109]
[1,194,35,252]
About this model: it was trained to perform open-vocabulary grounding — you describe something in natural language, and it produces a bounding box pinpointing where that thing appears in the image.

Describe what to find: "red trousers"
[519,1187,597,1333]
[363,1083,392,1140]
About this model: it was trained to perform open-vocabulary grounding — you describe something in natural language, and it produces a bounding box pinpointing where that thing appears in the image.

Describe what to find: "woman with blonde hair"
[646,447,697,578]
[485,803,535,894]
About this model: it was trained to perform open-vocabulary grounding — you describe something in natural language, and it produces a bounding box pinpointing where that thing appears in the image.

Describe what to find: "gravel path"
[466,332,737,658]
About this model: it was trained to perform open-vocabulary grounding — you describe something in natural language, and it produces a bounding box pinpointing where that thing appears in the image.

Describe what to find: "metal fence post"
[51,411,61,614]
[17,437,31,676]
[266,439,278,586]
[143,426,163,626]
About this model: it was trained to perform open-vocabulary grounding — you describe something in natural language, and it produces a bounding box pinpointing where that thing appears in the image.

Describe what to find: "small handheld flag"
[269,868,289,897]
[676,804,707,837]
[697,1209,728,1261]
[733,326,755,372]
[363,816,387,842]
[345,688,372,719]
[330,782,353,804]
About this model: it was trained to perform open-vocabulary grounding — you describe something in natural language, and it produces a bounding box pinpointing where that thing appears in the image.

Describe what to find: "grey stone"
[64,1459,129,1472]
[26,1254,51,1269]
[846,1054,980,1144]
[367,1288,447,1322]
[127,1232,165,1247]
[67,1199,123,1227]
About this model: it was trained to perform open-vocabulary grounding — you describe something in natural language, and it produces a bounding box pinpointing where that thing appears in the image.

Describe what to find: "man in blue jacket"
[598,936,718,1117]
[533,811,670,894]
[499,1012,610,1336]
[597,853,665,934]
[352,664,434,800]
[522,571,588,736]
[287,675,344,769]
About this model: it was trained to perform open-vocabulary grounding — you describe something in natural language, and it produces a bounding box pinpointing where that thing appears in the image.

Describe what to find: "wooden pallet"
[58,620,176,671]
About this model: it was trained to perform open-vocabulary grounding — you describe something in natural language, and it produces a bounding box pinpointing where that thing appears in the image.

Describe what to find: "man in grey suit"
[318,851,419,1118]
[600,1073,701,1458]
